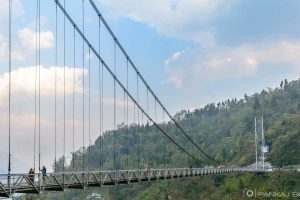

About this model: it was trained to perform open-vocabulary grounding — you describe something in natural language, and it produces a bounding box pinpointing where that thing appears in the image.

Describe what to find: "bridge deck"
[0,168,258,198]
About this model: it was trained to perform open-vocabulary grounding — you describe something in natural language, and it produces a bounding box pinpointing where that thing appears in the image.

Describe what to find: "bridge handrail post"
[7,174,11,197]
[63,173,65,191]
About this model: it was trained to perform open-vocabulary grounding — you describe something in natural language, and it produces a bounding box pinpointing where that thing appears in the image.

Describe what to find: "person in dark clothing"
[28,168,35,184]
[40,166,47,185]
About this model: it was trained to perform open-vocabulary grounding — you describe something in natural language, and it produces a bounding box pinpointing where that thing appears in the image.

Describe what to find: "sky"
[1,0,300,172]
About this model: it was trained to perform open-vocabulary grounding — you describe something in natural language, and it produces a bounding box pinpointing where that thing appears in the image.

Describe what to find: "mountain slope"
[43,78,300,199]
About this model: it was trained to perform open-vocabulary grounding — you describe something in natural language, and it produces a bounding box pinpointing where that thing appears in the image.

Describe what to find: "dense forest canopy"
[53,78,300,171]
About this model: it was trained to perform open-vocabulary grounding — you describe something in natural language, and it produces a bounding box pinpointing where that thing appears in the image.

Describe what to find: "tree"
[271,96,278,108]
[253,95,260,110]
[284,79,289,89]
[244,94,249,102]
[280,81,283,89]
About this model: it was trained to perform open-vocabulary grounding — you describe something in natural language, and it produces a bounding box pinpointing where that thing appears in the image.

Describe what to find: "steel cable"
[54,0,210,165]
[88,0,219,165]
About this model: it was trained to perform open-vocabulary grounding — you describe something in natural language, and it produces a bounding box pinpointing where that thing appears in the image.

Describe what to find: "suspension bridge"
[1,0,266,198]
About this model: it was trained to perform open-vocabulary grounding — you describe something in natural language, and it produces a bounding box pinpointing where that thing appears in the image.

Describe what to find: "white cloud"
[0,111,87,173]
[165,50,184,65]
[0,34,7,61]
[167,76,184,88]
[99,0,233,45]
[102,98,134,108]
[0,27,54,62]
[0,0,52,61]
[0,0,24,22]
[0,66,86,104]
[18,28,54,50]
[85,52,93,60]
[164,41,300,88]
[11,50,26,60]
[0,33,28,62]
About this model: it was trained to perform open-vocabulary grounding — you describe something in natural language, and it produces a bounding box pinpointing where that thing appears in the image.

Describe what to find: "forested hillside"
[30,78,300,199]
[55,78,300,171]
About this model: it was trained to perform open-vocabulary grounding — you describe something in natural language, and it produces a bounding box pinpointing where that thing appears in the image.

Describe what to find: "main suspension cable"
[54,1,209,165]
[88,0,219,165]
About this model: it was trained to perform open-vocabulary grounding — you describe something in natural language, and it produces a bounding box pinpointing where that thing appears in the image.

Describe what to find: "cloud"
[164,50,184,65]
[98,0,234,46]
[164,41,300,88]
[101,98,134,108]
[0,27,54,62]
[85,52,93,60]
[0,0,24,22]
[0,0,53,61]
[0,34,24,62]
[99,0,300,47]
[0,34,7,61]
[0,111,87,173]
[0,65,86,105]
[18,28,54,50]
[0,33,27,62]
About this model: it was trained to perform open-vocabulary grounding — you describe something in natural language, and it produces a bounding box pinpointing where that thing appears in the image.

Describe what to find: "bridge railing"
[0,167,261,197]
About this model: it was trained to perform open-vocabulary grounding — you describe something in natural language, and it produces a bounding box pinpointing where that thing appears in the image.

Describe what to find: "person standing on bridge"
[28,168,35,184]
[40,166,47,185]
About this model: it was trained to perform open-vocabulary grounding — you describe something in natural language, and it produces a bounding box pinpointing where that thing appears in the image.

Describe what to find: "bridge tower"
[255,116,268,170]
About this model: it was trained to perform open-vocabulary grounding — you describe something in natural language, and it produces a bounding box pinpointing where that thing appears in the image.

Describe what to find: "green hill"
[30,78,300,199]
[60,78,300,170]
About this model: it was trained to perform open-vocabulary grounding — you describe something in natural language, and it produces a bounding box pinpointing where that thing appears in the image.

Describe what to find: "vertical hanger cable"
[54,1,58,172]
[126,58,129,169]
[72,25,76,171]
[34,0,39,172]
[82,0,85,171]
[63,0,66,172]
[163,110,165,167]
[101,62,104,169]
[113,40,116,170]
[38,0,41,175]
[154,99,157,167]
[8,0,12,179]
[123,89,126,168]
[136,75,139,168]
[146,89,149,165]
[88,46,91,170]
[98,17,102,168]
